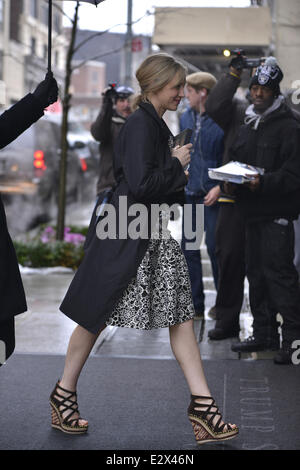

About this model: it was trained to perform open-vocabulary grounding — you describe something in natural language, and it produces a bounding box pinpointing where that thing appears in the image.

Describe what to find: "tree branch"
[71,44,126,72]
[73,10,152,54]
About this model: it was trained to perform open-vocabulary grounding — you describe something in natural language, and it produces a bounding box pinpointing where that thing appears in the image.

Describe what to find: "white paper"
[208,161,264,184]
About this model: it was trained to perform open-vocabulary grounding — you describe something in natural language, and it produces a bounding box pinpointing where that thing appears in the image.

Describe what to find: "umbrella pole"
[48,0,52,73]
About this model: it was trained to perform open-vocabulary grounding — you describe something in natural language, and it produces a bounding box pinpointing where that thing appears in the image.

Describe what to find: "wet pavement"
[14,203,257,361]
[7,203,300,452]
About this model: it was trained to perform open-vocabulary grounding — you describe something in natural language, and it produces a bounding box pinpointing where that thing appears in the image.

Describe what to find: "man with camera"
[205,53,256,342]
[91,84,134,198]
[207,55,300,364]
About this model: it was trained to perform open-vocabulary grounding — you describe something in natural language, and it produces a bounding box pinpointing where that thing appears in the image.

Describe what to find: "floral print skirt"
[106,214,195,330]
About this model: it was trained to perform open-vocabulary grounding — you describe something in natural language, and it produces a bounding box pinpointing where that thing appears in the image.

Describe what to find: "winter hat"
[186,72,217,91]
[249,57,283,97]
[116,85,134,99]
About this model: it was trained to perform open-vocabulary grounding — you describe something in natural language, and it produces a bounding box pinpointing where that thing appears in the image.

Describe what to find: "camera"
[104,83,118,99]
[229,49,265,70]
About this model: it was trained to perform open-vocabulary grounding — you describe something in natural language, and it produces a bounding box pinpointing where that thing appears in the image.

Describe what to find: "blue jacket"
[180,108,224,196]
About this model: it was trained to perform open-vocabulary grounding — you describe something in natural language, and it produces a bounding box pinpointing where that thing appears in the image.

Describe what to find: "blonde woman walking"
[50,53,238,445]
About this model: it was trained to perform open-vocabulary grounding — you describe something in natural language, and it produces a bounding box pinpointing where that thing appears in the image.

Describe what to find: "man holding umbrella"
[0,0,105,366]
[0,0,104,367]
[0,74,58,367]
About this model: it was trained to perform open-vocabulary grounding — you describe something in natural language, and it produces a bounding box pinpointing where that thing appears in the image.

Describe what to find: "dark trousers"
[246,219,300,344]
[214,203,246,330]
[181,194,219,313]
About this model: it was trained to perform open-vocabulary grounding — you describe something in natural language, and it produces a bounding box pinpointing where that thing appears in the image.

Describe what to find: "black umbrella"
[48,0,106,73]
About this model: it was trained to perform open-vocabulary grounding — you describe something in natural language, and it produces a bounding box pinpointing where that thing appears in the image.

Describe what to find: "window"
[92,70,99,82]
[0,0,3,26]
[54,14,61,33]
[54,51,59,67]
[30,0,38,18]
[43,44,48,61]
[41,4,48,26]
[31,37,36,55]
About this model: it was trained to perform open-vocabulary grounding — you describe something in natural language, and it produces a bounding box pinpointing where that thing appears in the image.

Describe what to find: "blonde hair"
[134,53,187,107]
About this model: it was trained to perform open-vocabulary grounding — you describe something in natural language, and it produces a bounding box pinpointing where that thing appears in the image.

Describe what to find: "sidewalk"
[15,205,253,359]
[3,207,299,451]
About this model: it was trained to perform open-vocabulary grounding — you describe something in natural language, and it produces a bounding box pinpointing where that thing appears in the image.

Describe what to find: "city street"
[1,203,299,451]
[14,201,252,359]
[1,0,300,455]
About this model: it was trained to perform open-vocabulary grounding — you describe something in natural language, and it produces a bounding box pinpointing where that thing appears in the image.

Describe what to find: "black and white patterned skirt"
[106,213,195,330]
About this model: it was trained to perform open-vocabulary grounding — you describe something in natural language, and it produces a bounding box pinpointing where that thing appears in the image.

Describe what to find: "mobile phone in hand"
[173,128,192,147]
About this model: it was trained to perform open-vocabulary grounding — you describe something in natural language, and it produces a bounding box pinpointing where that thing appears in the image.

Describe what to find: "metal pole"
[125,0,132,86]
[48,0,52,73]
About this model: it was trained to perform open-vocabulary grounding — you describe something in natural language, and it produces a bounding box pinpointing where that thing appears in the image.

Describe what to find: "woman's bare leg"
[169,319,236,429]
[54,324,106,426]
[169,319,210,396]
[60,324,105,391]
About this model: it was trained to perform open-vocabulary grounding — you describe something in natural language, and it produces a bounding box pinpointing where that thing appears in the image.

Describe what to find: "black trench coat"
[0,94,44,361]
[60,102,187,333]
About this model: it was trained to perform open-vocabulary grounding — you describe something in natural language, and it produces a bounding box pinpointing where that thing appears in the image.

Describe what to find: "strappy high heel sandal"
[188,395,238,445]
[49,381,88,435]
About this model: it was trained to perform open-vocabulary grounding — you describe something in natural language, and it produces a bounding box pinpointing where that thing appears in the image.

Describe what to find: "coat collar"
[138,101,172,139]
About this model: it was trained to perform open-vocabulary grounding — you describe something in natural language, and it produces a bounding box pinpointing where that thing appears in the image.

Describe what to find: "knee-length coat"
[60,102,187,333]
[0,95,44,362]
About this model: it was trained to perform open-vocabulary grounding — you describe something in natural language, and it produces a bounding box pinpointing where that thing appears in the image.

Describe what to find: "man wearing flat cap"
[227,58,300,364]
[180,72,224,320]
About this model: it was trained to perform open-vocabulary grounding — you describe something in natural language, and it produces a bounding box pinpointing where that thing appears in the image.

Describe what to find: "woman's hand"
[172,143,192,168]
[204,185,221,206]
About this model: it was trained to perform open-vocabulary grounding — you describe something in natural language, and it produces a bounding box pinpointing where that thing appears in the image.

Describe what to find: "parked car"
[0,113,98,232]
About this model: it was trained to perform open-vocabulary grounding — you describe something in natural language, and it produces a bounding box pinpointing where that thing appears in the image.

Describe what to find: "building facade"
[152,1,300,95]
[267,0,300,91]
[70,60,106,125]
[69,29,151,127]
[0,0,67,108]
[153,6,272,88]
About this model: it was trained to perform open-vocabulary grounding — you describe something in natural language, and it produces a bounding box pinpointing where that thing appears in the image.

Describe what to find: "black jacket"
[91,98,126,195]
[206,72,247,202]
[206,72,247,165]
[0,94,44,321]
[0,94,44,364]
[232,103,300,221]
[60,102,187,333]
